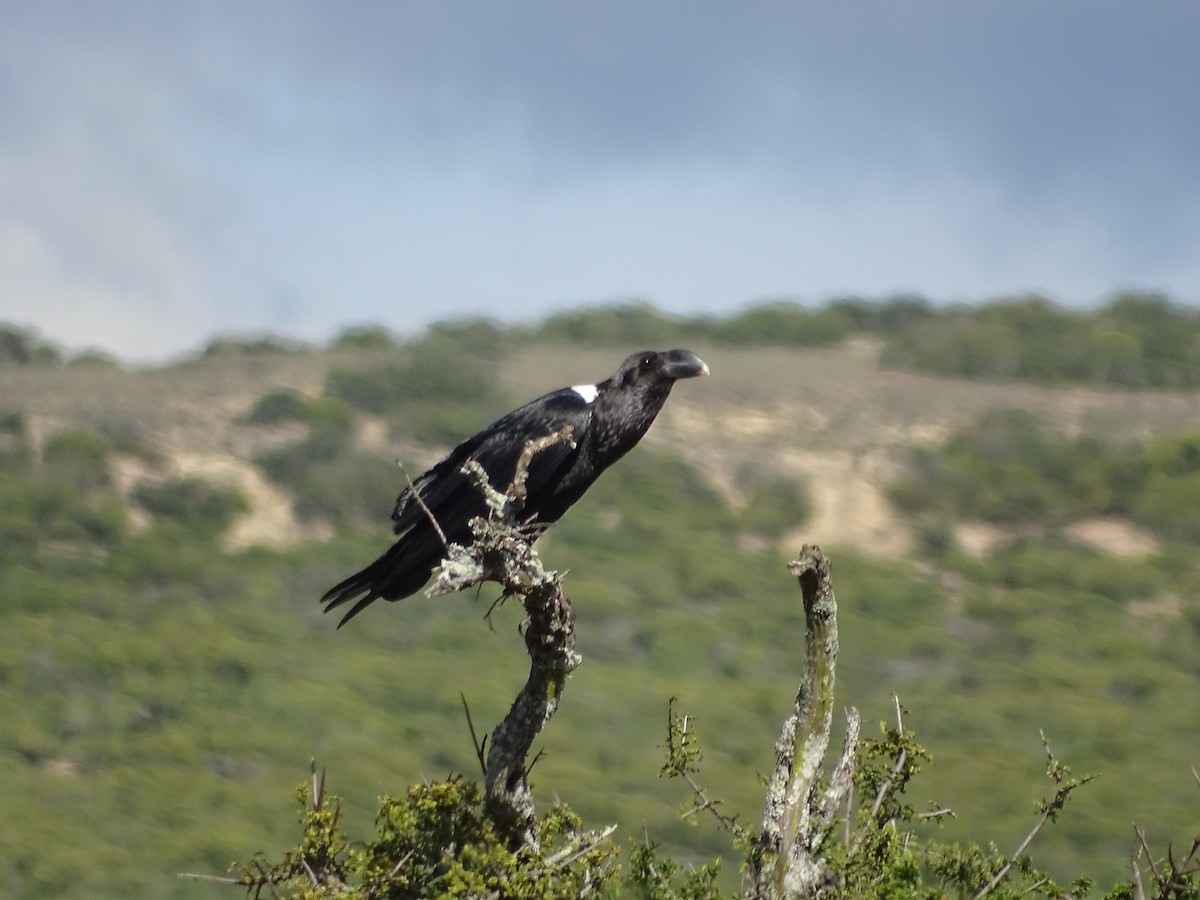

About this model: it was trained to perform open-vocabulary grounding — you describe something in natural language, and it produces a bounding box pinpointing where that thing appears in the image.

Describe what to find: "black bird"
[321,348,709,626]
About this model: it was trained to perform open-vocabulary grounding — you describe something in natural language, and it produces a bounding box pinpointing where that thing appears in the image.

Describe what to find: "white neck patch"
[570,383,599,403]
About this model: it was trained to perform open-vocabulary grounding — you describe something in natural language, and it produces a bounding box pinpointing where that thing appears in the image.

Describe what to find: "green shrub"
[132,476,250,539]
[42,429,111,492]
[736,472,812,535]
[234,777,619,898]
[331,324,396,350]
[890,410,1121,526]
[327,326,508,444]
[535,300,687,346]
[880,291,1200,388]
[244,388,312,425]
[710,300,854,346]
[0,324,62,366]
[289,451,402,525]
[200,333,307,358]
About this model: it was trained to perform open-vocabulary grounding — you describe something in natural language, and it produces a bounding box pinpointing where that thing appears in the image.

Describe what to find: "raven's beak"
[662,348,710,380]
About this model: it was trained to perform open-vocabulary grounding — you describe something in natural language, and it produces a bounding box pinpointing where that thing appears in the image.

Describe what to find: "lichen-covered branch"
[749,545,845,899]
[426,426,582,849]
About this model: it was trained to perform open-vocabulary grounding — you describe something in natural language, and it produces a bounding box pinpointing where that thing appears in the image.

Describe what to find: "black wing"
[391,387,593,535]
[321,388,592,625]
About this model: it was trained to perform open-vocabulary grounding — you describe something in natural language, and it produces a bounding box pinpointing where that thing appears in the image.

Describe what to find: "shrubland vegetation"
[2,297,1199,898]
[8,288,1200,389]
[891,409,1200,541]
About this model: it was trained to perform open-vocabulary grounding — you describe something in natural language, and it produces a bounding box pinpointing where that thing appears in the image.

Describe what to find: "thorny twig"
[461,693,488,778]
[662,699,747,840]
[398,461,448,549]
[867,696,908,822]
[972,731,1097,899]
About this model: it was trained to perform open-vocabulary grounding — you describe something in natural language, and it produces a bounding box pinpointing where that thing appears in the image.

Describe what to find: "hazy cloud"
[2,2,1198,360]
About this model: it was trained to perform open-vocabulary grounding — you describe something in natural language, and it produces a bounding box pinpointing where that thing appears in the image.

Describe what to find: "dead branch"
[748,545,849,899]
[426,425,581,849]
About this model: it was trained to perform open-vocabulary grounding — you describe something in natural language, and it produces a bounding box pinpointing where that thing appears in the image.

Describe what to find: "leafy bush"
[132,476,250,540]
[0,323,63,366]
[827,293,936,333]
[243,388,312,425]
[66,349,121,368]
[710,300,854,346]
[881,292,1200,388]
[735,471,813,536]
[231,775,620,899]
[890,410,1120,527]
[327,325,509,445]
[289,451,402,525]
[200,333,308,358]
[892,412,1200,549]
[256,397,357,485]
[1129,431,1200,541]
[42,429,112,492]
[0,410,28,467]
[330,324,396,350]
[535,300,689,346]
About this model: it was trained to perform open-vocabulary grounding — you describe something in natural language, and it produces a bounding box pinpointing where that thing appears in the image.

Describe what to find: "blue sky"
[2,2,1199,361]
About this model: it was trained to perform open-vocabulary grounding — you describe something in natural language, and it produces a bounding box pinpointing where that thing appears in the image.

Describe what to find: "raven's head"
[590,349,709,460]
[614,348,710,389]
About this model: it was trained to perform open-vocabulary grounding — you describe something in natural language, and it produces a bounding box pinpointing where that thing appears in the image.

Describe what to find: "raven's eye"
[639,354,656,371]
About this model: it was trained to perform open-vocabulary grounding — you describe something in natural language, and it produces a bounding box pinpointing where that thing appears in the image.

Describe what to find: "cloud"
[1,2,1198,361]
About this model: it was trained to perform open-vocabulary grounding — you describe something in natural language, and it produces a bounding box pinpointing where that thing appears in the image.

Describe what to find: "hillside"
[2,316,1199,897]
[9,338,1196,554]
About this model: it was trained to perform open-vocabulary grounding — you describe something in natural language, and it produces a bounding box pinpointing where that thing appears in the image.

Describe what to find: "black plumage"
[321,348,709,626]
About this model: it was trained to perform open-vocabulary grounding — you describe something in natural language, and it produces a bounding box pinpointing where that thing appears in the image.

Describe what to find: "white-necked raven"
[321,348,709,626]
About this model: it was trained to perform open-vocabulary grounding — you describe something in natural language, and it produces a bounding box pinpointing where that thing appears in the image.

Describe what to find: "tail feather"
[320,563,386,628]
[320,537,439,627]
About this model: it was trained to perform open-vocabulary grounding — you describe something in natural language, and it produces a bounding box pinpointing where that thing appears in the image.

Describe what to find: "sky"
[2,2,1199,362]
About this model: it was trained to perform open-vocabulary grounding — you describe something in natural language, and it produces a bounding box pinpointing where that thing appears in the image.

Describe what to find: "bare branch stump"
[749,545,847,899]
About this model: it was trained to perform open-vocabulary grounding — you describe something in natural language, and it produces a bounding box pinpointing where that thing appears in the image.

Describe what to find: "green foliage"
[892,410,1200,546]
[890,409,1118,525]
[0,409,29,466]
[292,452,402,525]
[67,349,122,368]
[640,699,1169,899]
[533,298,854,348]
[326,323,508,444]
[235,776,619,898]
[5,311,1200,900]
[235,776,351,899]
[735,471,813,536]
[257,442,398,526]
[881,291,1200,388]
[200,334,308,358]
[1099,291,1200,388]
[43,429,112,492]
[133,476,250,539]
[331,324,397,350]
[709,300,854,346]
[827,294,936,333]
[243,389,312,425]
[253,395,404,526]
[536,300,691,346]
[625,842,731,899]
[95,416,159,461]
[1132,431,1200,541]
[0,323,63,366]
[0,428,127,555]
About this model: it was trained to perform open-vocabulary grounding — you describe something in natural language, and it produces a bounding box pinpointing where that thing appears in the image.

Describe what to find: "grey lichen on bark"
[425,426,582,850]
[749,545,857,899]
